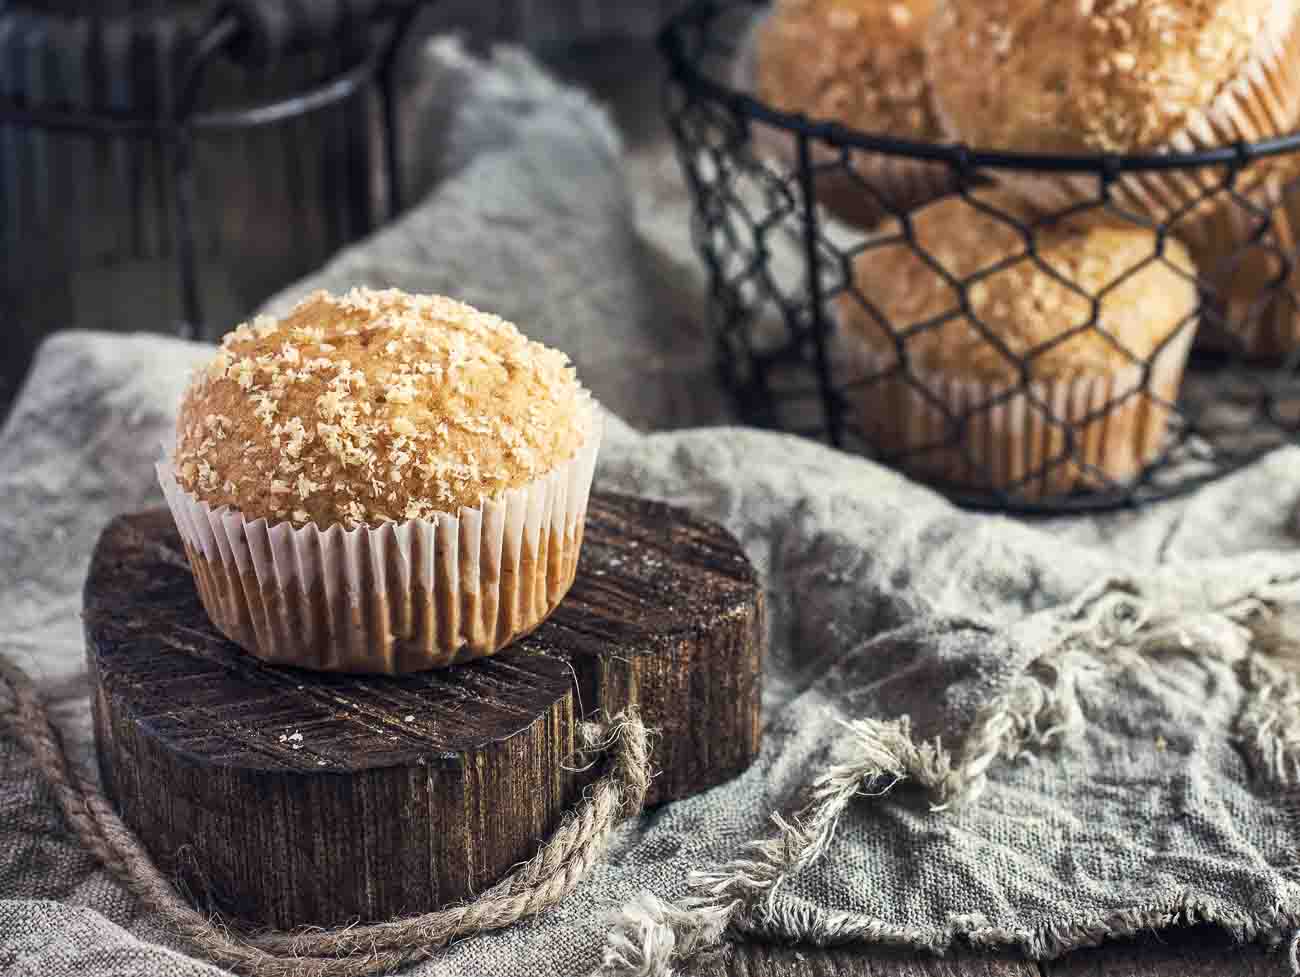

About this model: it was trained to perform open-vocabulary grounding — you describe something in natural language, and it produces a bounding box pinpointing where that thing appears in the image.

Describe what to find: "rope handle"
[0,653,651,977]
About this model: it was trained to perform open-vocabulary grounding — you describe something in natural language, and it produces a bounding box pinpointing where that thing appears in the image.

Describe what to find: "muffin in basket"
[744,0,953,228]
[158,288,601,674]
[925,0,1300,231]
[835,190,1199,498]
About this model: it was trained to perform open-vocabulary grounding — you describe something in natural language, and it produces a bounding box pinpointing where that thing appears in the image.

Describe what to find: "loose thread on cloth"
[600,572,1300,977]
[0,653,651,977]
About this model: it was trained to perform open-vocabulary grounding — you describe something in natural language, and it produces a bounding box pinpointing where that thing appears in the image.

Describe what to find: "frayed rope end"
[597,891,735,977]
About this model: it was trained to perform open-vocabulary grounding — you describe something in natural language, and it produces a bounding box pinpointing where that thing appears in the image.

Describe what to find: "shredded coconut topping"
[175,288,590,529]
[927,0,1284,153]
[838,190,1199,378]
[757,0,942,139]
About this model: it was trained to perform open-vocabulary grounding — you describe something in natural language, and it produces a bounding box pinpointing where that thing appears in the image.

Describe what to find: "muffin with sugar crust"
[925,0,1300,230]
[159,287,601,673]
[836,190,1199,497]
[743,0,954,227]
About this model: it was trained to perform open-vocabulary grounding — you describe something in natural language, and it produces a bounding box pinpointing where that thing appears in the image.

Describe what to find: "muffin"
[743,0,954,227]
[925,0,1300,229]
[1190,168,1300,359]
[836,190,1199,497]
[158,288,601,673]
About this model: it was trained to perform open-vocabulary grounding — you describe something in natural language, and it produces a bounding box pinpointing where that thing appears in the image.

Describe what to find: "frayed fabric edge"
[600,839,1300,976]
[599,876,1300,976]
[596,569,1300,977]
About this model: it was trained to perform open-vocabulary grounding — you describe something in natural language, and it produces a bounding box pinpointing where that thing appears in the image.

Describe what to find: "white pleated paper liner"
[158,400,602,674]
[731,10,956,231]
[836,323,1196,500]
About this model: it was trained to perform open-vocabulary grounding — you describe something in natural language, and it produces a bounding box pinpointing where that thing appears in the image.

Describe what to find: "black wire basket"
[659,0,1300,514]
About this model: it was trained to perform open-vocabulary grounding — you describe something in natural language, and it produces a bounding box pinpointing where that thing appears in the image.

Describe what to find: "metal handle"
[216,0,419,66]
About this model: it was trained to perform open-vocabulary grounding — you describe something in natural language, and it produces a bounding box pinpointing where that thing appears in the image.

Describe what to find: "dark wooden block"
[84,492,763,929]
[522,494,765,806]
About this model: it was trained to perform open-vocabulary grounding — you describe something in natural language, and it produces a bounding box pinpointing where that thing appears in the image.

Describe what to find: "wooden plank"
[713,944,1039,977]
[720,928,1280,977]
[1044,928,1281,976]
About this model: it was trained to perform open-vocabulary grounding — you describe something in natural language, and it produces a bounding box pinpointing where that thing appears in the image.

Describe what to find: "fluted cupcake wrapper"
[157,400,602,674]
[994,0,1300,235]
[839,327,1196,500]
[733,11,956,230]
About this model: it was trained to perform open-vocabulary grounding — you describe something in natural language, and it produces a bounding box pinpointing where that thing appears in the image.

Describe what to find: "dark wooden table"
[710,928,1278,976]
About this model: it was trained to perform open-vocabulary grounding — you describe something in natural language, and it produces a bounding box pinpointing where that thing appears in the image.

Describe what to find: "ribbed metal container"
[0,0,405,402]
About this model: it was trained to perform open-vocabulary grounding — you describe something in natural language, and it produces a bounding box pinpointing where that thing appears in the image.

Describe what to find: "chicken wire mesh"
[660,0,1300,513]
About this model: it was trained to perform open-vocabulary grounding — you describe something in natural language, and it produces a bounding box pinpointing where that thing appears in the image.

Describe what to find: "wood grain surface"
[84,491,763,929]
[1046,927,1281,976]
[521,492,764,804]
[709,928,1280,976]
[712,943,1038,977]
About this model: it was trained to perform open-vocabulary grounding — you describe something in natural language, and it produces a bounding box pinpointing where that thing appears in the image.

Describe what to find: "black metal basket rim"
[659,0,1300,176]
[0,54,376,136]
[0,2,416,137]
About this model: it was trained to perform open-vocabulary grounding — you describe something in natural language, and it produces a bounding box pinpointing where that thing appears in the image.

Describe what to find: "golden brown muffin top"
[926,0,1288,153]
[755,0,942,139]
[174,288,592,529]
[837,190,1198,378]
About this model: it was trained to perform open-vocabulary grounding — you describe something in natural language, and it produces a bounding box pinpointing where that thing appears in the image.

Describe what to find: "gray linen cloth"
[5,38,1300,977]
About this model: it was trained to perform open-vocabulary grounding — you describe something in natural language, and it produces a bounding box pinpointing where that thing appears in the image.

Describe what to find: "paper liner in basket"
[838,326,1196,500]
[157,405,602,674]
